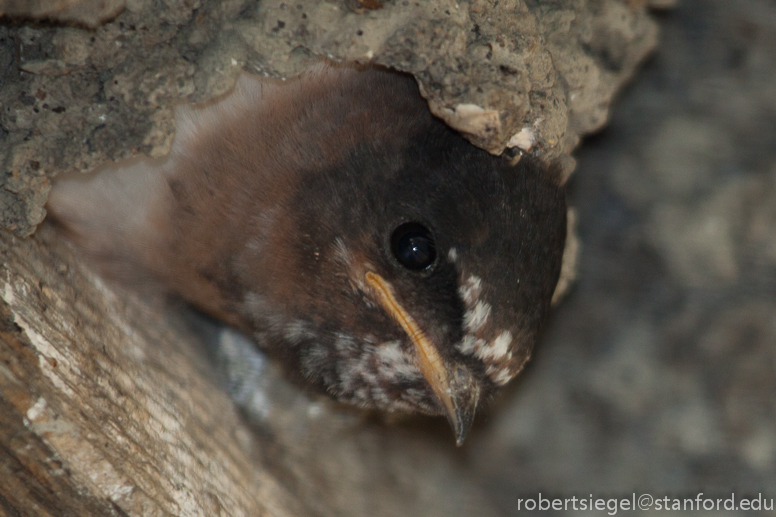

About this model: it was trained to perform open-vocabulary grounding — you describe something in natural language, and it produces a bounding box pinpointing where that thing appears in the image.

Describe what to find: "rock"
[0,0,658,236]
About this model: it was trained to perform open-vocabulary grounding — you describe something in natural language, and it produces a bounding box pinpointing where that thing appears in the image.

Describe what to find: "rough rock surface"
[0,0,125,28]
[0,0,657,236]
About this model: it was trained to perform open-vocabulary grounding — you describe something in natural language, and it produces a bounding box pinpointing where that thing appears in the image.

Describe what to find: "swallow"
[47,62,567,445]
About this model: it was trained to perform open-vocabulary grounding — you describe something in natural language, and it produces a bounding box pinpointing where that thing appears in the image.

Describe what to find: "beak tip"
[444,368,479,446]
[448,408,475,447]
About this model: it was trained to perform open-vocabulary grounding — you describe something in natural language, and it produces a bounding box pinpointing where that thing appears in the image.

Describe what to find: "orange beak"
[365,271,479,445]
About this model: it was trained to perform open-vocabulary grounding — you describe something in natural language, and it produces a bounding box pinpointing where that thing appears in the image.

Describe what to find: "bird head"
[242,123,567,445]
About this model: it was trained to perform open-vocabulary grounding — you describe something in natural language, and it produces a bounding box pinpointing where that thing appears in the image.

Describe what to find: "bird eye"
[390,222,437,271]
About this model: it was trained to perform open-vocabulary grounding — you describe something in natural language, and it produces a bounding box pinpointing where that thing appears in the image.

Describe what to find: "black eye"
[390,222,437,271]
